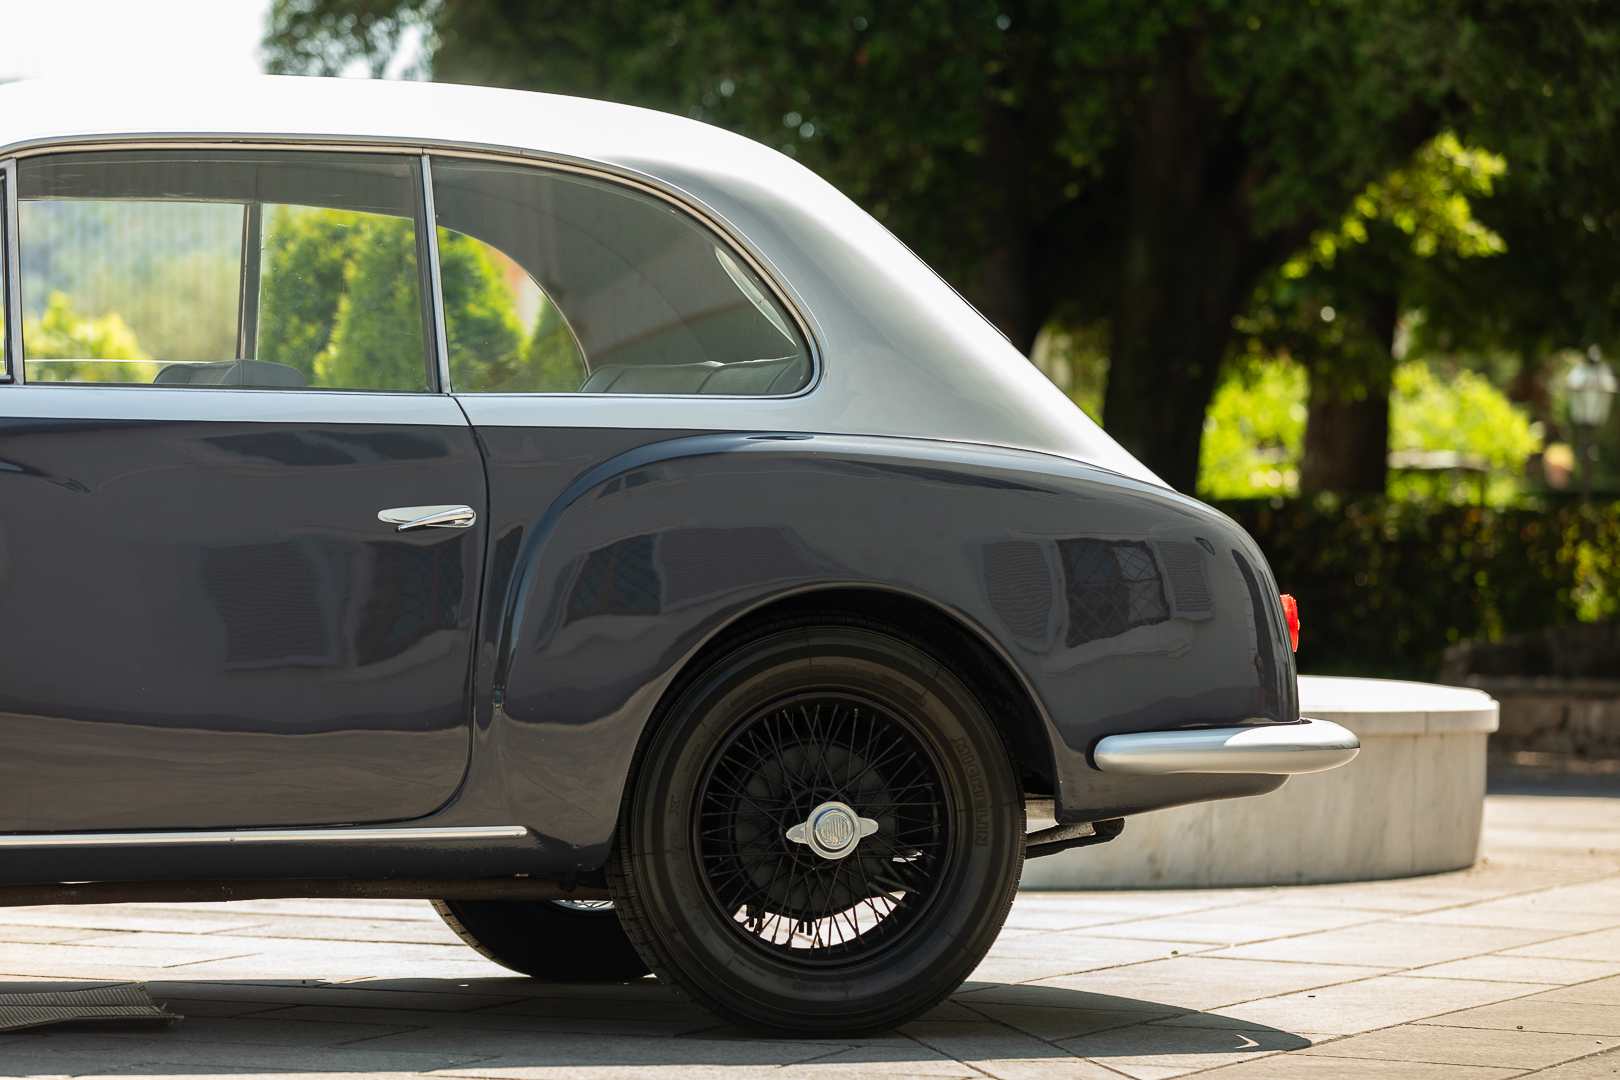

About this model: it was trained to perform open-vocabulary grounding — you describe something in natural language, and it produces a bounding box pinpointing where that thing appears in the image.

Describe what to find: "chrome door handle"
[378,505,477,531]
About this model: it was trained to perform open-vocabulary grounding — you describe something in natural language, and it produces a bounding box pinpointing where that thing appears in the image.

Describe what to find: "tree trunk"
[1099,42,1286,494]
[960,103,1039,353]
[1298,291,1398,494]
[1299,394,1390,493]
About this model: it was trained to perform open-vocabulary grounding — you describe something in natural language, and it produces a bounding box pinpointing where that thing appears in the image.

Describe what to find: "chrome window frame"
[0,136,823,402]
[2,157,19,384]
[419,152,453,394]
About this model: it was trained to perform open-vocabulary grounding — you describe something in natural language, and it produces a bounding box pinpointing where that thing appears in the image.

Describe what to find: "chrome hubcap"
[786,800,879,860]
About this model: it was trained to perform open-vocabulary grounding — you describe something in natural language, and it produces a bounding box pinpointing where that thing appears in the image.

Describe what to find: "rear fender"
[472,433,1291,869]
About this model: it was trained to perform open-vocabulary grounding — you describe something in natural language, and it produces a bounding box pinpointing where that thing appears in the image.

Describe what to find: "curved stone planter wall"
[1020,676,1499,890]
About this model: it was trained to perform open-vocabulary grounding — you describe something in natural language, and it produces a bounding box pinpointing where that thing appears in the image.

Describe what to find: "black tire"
[609,620,1024,1037]
[432,899,651,982]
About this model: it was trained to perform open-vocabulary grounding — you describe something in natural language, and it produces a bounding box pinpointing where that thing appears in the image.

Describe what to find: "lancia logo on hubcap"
[785,800,880,860]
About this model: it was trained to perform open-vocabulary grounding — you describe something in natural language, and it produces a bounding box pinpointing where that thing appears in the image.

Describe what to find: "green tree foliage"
[23,291,153,383]
[265,0,1620,493]
[258,207,354,377]
[1225,497,1620,677]
[1390,362,1541,475]
[437,229,586,392]
[1197,359,1306,499]
[318,216,427,391]
[437,228,524,390]
[258,207,427,391]
[1229,133,1516,492]
[1199,357,1541,503]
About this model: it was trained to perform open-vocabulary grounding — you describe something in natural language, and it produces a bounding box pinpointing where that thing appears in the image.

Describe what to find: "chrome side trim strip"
[0,384,474,425]
[2,156,19,384]
[1093,718,1360,776]
[0,825,530,849]
[420,153,452,394]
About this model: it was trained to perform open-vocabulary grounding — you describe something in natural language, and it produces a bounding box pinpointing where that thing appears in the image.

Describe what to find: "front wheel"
[609,623,1024,1036]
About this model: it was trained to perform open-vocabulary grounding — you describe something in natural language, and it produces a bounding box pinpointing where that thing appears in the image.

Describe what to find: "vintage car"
[0,76,1357,1036]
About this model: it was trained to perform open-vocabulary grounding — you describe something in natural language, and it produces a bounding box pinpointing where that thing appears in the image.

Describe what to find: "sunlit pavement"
[6,795,1620,1078]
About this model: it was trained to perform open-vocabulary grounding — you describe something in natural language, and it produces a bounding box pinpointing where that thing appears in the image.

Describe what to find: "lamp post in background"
[1568,346,1618,504]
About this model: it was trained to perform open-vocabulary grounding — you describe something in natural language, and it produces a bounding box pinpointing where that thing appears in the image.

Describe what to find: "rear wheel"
[432,898,650,982]
[609,622,1023,1036]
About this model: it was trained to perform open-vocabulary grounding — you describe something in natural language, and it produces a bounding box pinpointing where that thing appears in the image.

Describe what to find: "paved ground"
[7,793,1620,1078]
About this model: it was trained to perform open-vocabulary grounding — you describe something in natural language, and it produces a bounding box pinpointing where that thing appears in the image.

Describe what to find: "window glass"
[17,151,431,391]
[431,159,811,395]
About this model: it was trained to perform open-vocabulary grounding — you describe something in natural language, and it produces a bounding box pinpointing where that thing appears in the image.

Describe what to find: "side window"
[431,159,811,395]
[17,151,432,391]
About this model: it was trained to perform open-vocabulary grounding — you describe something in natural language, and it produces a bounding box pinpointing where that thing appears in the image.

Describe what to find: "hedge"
[1214,496,1620,680]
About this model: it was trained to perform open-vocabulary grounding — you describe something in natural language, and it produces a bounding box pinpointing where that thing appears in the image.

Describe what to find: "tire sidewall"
[626,626,1022,1032]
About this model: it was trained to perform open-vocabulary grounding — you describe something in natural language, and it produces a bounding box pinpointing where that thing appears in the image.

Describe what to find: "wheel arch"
[657,585,1058,798]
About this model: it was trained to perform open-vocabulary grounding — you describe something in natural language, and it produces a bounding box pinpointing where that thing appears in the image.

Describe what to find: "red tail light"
[1280,594,1299,652]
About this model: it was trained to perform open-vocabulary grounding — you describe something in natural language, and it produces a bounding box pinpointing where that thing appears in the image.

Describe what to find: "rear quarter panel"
[469,431,1293,871]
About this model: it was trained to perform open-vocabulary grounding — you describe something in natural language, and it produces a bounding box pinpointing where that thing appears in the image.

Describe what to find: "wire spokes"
[694,693,951,965]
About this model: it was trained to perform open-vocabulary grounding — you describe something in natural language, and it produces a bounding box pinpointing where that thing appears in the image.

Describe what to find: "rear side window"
[430,159,811,396]
[16,151,433,391]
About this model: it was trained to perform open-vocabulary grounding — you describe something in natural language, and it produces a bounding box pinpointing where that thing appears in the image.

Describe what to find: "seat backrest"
[579,356,802,396]
[154,360,308,388]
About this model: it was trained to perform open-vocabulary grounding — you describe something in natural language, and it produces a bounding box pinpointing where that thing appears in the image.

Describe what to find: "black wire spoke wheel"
[696,693,951,961]
[610,621,1024,1037]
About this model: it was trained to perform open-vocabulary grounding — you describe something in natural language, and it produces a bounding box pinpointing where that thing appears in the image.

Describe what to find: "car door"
[422,156,817,845]
[0,148,486,831]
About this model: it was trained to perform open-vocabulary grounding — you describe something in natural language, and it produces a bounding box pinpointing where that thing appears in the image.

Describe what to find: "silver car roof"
[0,75,1163,487]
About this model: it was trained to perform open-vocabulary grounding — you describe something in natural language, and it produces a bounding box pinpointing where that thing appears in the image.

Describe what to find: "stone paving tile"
[777,1043,984,1079]
[0,905,276,934]
[989,929,1213,965]
[902,1020,1126,1080]
[968,933,1215,986]
[1053,1019,1311,1078]
[9,795,1620,1077]
[132,1012,425,1047]
[1505,928,1620,965]
[0,1032,498,1073]
[1537,977,1620,1007]
[1030,956,1389,1013]
[954,1001,1175,1042]
[265,1002,716,1037]
[952,980,1184,1015]
[1399,899,1620,933]
[1072,904,1392,946]
[1532,1045,1620,1076]
[1194,1056,1524,1077]
[1494,881,1620,912]
[1301,1022,1611,1069]
[1206,975,1559,1035]
[222,917,472,946]
[134,944,507,981]
[1004,893,1260,928]
[147,977,535,1012]
[1212,920,1563,969]
[1420,998,1620,1036]
[0,924,105,946]
[376,1029,849,1074]
[1407,955,1620,985]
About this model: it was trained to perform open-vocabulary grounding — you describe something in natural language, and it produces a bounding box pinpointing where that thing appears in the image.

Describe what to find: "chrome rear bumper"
[1093,718,1360,775]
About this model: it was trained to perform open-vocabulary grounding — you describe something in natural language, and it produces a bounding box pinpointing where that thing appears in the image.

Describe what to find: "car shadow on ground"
[0,976,1310,1072]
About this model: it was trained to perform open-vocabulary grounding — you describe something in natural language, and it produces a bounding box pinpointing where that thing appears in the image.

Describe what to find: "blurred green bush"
[1197,357,1542,502]
[1219,496,1620,679]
